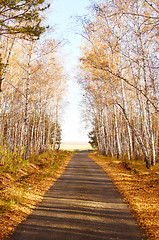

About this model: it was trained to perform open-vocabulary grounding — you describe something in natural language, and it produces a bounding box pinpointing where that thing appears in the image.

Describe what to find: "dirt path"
[10,152,146,240]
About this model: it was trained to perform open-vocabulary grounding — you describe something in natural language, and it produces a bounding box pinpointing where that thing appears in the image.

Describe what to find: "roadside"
[0,151,74,240]
[89,152,159,240]
[10,152,145,240]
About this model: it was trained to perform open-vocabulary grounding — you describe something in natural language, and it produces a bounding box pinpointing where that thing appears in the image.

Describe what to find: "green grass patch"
[0,199,12,214]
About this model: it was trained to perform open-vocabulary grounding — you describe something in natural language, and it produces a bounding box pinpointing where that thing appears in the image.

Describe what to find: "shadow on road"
[10,153,146,240]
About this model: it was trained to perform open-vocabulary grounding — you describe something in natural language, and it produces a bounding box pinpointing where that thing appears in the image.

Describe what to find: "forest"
[78,0,159,168]
[0,1,159,239]
[0,0,66,166]
[0,0,158,169]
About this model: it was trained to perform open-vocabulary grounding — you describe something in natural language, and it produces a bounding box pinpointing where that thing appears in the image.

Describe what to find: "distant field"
[60,143,92,151]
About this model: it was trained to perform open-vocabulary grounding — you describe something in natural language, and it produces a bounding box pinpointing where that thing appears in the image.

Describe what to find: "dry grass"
[89,153,159,240]
[0,151,74,240]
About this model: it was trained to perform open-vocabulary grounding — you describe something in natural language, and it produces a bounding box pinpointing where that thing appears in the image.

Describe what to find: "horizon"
[60,142,92,150]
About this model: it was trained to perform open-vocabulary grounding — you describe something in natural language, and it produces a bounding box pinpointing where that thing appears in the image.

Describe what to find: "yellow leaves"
[0,151,72,239]
[89,153,159,240]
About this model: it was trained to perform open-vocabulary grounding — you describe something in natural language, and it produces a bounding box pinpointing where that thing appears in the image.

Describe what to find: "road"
[10,152,145,240]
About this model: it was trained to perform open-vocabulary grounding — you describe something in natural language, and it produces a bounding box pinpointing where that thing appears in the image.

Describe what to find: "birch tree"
[78,0,159,167]
[0,0,50,93]
[0,36,67,163]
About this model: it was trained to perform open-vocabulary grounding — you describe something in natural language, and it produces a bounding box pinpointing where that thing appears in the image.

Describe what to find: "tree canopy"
[0,0,50,38]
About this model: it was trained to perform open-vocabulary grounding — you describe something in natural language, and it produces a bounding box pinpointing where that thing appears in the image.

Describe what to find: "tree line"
[0,0,66,164]
[78,0,159,168]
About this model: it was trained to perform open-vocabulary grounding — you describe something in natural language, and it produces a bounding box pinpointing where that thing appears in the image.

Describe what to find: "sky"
[47,0,92,144]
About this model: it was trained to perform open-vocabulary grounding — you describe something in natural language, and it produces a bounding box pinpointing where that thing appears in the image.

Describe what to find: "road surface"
[10,152,145,240]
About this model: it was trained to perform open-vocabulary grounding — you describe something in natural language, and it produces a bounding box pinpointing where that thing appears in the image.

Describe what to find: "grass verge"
[0,150,74,240]
[89,152,159,240]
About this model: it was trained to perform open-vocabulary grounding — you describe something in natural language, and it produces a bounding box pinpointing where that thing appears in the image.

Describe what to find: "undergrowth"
[0,150,71,214]
[0,146,26,173]
[0,149,73,239]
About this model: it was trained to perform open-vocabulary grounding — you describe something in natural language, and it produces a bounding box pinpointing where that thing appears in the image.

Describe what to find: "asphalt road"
[10,152,146,240]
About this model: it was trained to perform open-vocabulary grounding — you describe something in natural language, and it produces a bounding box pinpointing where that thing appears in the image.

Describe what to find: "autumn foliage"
[78,0,159,168]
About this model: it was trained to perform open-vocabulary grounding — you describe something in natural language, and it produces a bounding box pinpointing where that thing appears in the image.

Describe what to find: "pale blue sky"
[47,0,92,143]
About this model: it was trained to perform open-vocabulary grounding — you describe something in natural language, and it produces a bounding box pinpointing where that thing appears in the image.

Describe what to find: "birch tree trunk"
[24,42,33,160]
[53,105,58,152]
[121,79,133,160]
